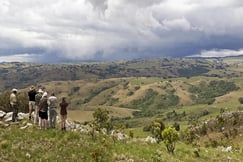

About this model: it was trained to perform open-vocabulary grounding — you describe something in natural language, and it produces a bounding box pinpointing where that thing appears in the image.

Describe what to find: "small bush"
[238,97,243,104]
[151,150,163,162]
[162,127,179,154]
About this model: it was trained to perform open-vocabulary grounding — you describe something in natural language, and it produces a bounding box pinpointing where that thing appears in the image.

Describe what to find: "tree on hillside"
[162,127,179,154]
[93,108,112,132]
[151,119,165,143]
[238,97,243,104]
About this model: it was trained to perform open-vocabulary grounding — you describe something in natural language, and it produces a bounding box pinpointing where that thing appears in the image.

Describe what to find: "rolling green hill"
[1,75,242,123]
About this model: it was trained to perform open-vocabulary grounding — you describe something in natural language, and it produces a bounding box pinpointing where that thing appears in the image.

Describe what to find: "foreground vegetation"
[0,122,242,162]
[0,107,242,161]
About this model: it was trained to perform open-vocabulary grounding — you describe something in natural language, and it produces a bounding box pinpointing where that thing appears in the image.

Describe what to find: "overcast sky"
[0,0,243,62]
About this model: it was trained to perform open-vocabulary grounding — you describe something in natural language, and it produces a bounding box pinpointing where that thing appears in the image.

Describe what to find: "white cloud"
[190,49,243,58]
[0,54,41,62]
[0,0,243,62]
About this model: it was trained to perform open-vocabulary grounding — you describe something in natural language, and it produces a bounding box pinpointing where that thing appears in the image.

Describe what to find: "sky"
[0,0,243,63]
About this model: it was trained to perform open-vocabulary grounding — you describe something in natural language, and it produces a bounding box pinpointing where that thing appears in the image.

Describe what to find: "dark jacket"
[59,101,68,115]
[39,97,48,112]
[28,90,37,101]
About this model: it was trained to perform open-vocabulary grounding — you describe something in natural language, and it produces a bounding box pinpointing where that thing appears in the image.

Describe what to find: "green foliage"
[151,150,163,162]
[238,97,243,104]
[93,108,111,132]
[178,66,209,77]
[90,145,110,162]
[151,119,165,143]
[134,85,140,90]
[0,128,113,161]
[216,115,225,130]
[130,88,158,109]
[189,80,239,104]
[0,123,243,161]
[180,128,197,144]
[162,127,180,154]
[208,139,218,148]
[72,86,80,93]
[200,123,208,136]
[173,122,180,131]
[129,88,179,116]
[193,148,200,158]
[82,81,119,104]
[143,125,151,132]
[0,91,11,112]
[128,130,134,139]
[17,92,29,113]
[127,91,134,96]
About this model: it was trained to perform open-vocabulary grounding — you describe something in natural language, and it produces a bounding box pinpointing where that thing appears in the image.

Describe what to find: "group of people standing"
[9,86,69,131]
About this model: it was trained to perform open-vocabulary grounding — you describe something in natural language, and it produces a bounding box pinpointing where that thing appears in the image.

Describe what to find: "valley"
[1,57,243,161]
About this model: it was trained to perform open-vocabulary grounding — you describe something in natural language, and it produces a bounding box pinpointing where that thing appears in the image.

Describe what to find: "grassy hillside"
[1,76,240,124]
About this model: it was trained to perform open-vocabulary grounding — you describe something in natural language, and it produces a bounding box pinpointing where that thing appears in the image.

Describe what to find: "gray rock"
[0,110,6,118]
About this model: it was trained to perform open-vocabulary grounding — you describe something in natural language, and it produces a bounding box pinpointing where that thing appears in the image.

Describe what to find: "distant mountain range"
[1,57,243,91]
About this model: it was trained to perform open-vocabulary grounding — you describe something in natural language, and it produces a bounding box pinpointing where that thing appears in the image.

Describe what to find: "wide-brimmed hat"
[12,88,18,92]
[30,85,35,90]
[42,92,48,97]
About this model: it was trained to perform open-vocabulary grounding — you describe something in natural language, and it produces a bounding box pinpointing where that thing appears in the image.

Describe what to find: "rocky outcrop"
[0,110,130,142]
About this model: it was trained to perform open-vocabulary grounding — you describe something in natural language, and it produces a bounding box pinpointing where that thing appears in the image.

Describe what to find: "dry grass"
[67,110,93,122]
[68,106,136,122]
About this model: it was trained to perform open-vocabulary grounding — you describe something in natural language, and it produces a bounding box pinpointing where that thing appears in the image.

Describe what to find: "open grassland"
[0,124,242,162]
[68,106,136,122]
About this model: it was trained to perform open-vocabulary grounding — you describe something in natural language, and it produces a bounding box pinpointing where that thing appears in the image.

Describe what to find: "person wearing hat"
[10,88,18,122]
[28,85,37,120]
[34,89,43,125]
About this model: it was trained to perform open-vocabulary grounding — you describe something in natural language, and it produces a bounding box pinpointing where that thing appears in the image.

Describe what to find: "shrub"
[151,119,165,143]
[127,91,134,96]
[180,128,199,145]
[162,127,179,154]
[209,139,218,148]
[72,86,80,92]
[200,123,207,136]
[238,97,243,104]
[151,150,163,162]
[134,85,140,90]
[143,125,151,132]
[93,108,112,132]
[172,122,180,131]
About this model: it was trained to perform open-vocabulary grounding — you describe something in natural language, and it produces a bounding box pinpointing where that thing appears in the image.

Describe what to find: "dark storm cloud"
[0,0,243,62]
